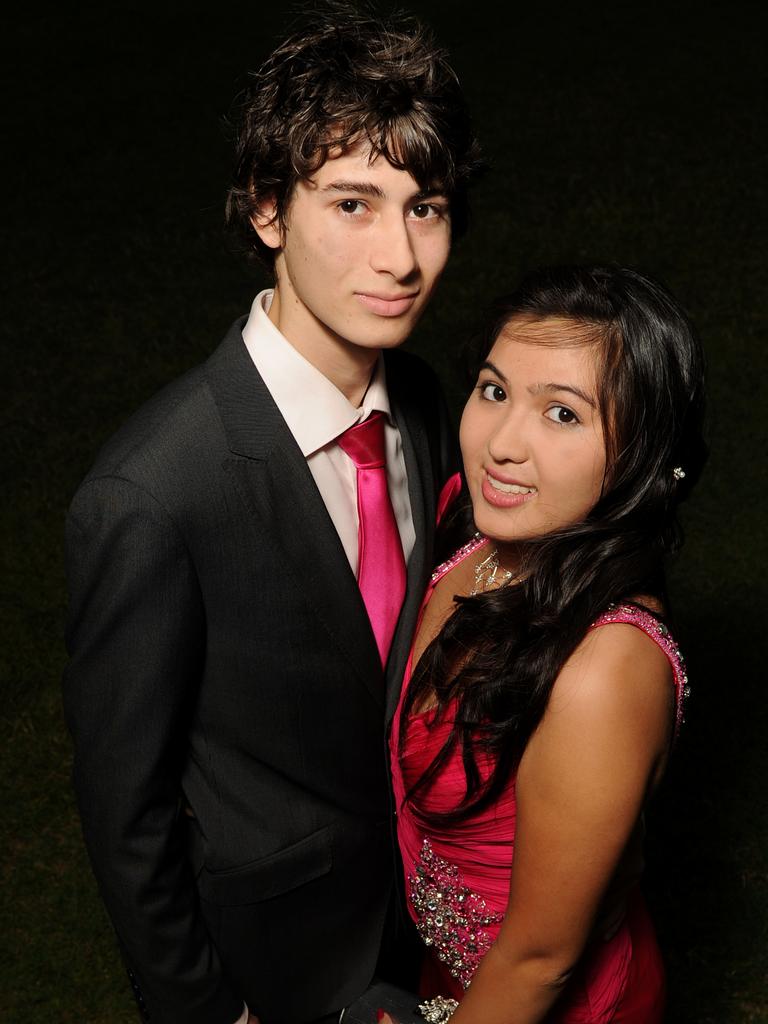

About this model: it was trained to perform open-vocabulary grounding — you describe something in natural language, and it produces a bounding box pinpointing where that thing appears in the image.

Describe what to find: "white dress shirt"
[241,289,415,573]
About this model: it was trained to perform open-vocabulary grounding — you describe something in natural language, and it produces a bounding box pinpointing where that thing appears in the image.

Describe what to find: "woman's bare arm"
[448,622,674,1024]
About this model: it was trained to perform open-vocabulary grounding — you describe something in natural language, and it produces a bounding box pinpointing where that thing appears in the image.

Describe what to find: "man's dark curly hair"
[225,2,482,266]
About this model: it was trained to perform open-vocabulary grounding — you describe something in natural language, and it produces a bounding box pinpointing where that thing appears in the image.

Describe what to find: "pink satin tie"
[337,412,407,666]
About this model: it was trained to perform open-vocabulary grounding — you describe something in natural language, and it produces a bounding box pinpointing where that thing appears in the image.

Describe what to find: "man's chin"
[342,328,414,353]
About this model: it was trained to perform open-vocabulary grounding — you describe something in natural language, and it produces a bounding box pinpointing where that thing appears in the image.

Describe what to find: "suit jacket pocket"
[197,824,333,906]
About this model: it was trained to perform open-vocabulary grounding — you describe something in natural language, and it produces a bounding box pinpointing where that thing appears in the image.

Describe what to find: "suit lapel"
[384,355,438,722]
[205,321,384,704]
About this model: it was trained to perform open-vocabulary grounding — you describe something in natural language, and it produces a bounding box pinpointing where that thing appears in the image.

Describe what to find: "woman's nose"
[487,414,529,465]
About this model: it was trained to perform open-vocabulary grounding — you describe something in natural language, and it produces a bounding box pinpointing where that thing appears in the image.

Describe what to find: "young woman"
[390,265,706,1023]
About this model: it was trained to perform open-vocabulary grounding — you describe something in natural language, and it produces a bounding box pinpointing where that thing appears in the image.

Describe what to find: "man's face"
[253,142,452,373]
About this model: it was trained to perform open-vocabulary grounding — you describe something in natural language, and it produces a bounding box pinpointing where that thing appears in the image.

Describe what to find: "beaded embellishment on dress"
[429,533,486,585]
[592,603,690,739]
[408,837,504,990]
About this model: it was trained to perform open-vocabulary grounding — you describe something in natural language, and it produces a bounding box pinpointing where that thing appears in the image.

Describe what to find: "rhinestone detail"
[430,533,486,585]
[408,837,504,989]
[418,995,459,1022]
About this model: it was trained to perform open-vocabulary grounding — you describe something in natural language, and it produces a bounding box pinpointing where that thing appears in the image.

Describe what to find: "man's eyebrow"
[320,181,449,202]
[321,180,386,198]
[530,382,597,407]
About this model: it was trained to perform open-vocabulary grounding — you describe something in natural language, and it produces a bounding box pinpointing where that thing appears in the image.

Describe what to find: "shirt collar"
[241,289,391,457]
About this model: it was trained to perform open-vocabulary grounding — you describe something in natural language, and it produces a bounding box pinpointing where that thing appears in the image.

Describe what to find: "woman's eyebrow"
[479,360,508,384]
[530,382,597,408]
[479,364,596,407]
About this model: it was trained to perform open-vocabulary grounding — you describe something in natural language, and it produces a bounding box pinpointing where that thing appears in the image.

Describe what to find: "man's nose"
[370,213,418,280]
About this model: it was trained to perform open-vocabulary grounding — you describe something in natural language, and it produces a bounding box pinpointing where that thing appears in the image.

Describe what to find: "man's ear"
[250,196,282,251]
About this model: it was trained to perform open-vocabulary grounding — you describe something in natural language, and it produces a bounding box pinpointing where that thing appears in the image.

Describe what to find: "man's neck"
[267,287,379,407]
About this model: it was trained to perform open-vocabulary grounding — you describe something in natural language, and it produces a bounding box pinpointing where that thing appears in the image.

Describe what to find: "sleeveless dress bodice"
[390,537,688,1023]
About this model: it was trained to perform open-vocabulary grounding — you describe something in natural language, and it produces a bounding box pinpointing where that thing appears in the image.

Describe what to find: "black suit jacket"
[63,320,457,1024]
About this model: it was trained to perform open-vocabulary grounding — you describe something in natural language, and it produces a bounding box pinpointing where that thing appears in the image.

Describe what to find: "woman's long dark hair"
[401,264,707,823]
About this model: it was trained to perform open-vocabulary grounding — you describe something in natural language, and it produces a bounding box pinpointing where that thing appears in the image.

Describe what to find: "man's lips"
[481,470,538,508]
[355,292,418,317]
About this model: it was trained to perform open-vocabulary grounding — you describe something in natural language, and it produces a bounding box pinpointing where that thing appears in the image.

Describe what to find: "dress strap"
[590,603,690,739]
[430,533,487,588]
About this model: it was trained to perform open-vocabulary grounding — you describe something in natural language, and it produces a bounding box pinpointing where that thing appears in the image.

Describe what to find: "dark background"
[2,1,766,1020]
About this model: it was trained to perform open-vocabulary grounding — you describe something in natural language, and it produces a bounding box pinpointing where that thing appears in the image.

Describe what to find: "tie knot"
[337,411,387,469]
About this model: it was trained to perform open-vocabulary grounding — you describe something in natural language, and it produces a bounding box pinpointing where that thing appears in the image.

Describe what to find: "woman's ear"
[250,196,282,250]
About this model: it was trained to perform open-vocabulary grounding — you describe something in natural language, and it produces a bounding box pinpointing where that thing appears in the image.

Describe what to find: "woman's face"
[459,316,608,552]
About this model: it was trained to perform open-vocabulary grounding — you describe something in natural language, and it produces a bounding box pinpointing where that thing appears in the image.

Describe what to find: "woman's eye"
[545,405,579,425]
[480,382,506,402]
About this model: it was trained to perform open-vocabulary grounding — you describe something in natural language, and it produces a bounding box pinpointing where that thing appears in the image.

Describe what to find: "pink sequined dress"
[390,536,688,1023]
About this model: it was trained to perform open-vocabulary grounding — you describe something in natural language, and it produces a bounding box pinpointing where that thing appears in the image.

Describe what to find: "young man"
[63,7,479,1024]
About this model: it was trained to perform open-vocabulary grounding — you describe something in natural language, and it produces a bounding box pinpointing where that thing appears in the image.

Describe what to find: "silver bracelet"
[418,995,459,1022]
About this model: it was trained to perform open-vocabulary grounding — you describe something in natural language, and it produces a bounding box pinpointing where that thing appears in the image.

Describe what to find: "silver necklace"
[470,548,515,595]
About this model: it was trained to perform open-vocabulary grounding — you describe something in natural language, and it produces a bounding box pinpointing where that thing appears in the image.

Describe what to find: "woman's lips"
[481,472,537,508]
[355,292,417,317]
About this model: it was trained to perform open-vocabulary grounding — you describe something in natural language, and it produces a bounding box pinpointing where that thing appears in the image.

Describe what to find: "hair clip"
[672,466,686,481]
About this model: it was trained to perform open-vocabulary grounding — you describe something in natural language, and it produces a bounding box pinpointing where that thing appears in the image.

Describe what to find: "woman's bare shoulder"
[546,614,675,752]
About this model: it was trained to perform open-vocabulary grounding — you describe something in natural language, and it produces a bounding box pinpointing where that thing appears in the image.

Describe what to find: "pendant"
[470,548,514,595]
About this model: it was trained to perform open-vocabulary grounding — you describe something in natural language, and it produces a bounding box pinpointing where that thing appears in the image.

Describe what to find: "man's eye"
[545,405,579,425]
[410,203,439,219]
[480,382,506,402]
[338,200,365,214]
